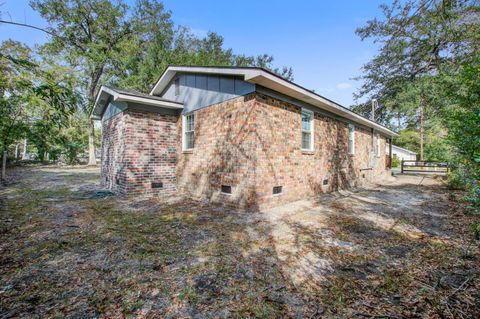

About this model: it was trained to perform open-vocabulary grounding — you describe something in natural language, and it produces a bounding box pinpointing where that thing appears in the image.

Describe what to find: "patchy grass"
[0,166,479,318]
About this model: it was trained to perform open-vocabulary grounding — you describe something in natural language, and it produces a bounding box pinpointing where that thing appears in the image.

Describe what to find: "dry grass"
[0,166,479,318]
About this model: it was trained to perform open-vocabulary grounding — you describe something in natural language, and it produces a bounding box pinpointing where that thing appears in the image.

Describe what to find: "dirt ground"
[0,166,479,318]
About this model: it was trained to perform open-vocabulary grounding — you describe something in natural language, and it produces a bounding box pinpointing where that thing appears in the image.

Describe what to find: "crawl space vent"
[221,185,232,194]
[151,182,163,189]
[273,186,283,194]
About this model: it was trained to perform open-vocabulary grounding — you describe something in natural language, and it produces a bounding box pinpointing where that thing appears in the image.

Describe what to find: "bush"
[465,182,480,213]
[63,141,85,165]
[391,157,401,168]
[447,169,466,190]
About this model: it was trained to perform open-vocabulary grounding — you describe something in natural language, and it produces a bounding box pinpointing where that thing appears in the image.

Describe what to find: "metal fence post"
[401,160,404,174]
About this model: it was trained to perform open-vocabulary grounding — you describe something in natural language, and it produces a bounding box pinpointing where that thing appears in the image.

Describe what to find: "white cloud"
[336,82,353,90]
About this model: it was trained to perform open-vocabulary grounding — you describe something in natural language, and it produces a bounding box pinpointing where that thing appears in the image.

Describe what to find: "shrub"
[391,157,401,168]
[63,141,85,165]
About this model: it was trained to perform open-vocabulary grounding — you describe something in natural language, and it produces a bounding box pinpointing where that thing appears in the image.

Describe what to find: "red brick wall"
[251,93,387,208]
[176,93,389,209]
[101,112,127,193]
[101,93,389,208]
[176,95,260,209]
[101,109,178,197]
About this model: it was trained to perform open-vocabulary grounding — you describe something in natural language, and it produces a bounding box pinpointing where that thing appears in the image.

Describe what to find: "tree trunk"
[87,69,102,167]
[87,119,96,165]
[420,103,424,161]
[22,138,27,159]
[14,144,18,160]
[1,151,6,181]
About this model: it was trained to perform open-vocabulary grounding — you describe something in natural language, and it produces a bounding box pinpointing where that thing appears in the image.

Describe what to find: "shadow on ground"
[0,167,479,318]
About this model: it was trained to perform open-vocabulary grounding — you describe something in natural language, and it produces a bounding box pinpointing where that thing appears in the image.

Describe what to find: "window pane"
[185,131,194,149]
[302,111,311,131]
[186,114,194,132]
[348,125,354,154]
[302,132,311,150]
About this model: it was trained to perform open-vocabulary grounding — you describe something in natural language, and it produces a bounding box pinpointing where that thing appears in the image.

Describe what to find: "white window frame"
[376,133,381,157]
[301,109,314,151]
[182,112,195,151]
[348,124,355,155]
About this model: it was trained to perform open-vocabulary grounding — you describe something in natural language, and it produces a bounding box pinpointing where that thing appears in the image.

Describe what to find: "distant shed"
[390,145,417,161]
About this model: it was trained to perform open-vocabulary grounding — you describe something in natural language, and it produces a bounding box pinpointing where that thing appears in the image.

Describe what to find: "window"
[183,113,195,150]
[221,185,232,194]
[348,124,355,155]
[376,133,381,157]
[273,186,282,194]
[301,109,314,151]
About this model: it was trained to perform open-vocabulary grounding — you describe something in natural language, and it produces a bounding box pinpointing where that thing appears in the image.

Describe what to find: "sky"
[0,0,385,108]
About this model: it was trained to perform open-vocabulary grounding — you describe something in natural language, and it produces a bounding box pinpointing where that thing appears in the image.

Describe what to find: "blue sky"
[0,0,385,107]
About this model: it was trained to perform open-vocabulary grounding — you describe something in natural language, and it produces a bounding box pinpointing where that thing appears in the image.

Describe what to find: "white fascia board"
[116,94,183,109]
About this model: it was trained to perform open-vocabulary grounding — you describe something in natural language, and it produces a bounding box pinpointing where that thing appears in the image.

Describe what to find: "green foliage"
[355,0,479,211]
[391,156,400,168]
[57,113,89,164]
[31,0,293,164]
[353,0,479,123]
[394,128,452,162]
[393,130,419,154]
[442,57,480,212]
[0,40,78,158]
[472,222,480,240]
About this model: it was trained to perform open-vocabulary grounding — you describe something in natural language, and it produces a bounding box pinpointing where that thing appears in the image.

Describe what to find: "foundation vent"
[221,185,232,194]
[151,182,163,189]
[273,186,283,194]
[323,179,329,186]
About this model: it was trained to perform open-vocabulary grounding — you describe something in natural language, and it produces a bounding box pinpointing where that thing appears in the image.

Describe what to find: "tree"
[0,40,77,179]
[108,0,293,92]
[353,0,479,124]
[441,57,480,210]
[31,0,132,165]
[31,0,294,165]
[353,0,479,209]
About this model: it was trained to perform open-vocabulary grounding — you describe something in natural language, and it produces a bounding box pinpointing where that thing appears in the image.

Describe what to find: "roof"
[392,145,417,155]
[91,86,183,119]
[150,65,398,137]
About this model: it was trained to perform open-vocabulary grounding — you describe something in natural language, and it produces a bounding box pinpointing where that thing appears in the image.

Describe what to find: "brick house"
[91,66,396,210]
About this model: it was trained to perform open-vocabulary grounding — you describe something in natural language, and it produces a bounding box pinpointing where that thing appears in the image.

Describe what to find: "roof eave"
[244,72,398,137]
[91,85,183,119]
[150,67,398,137]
